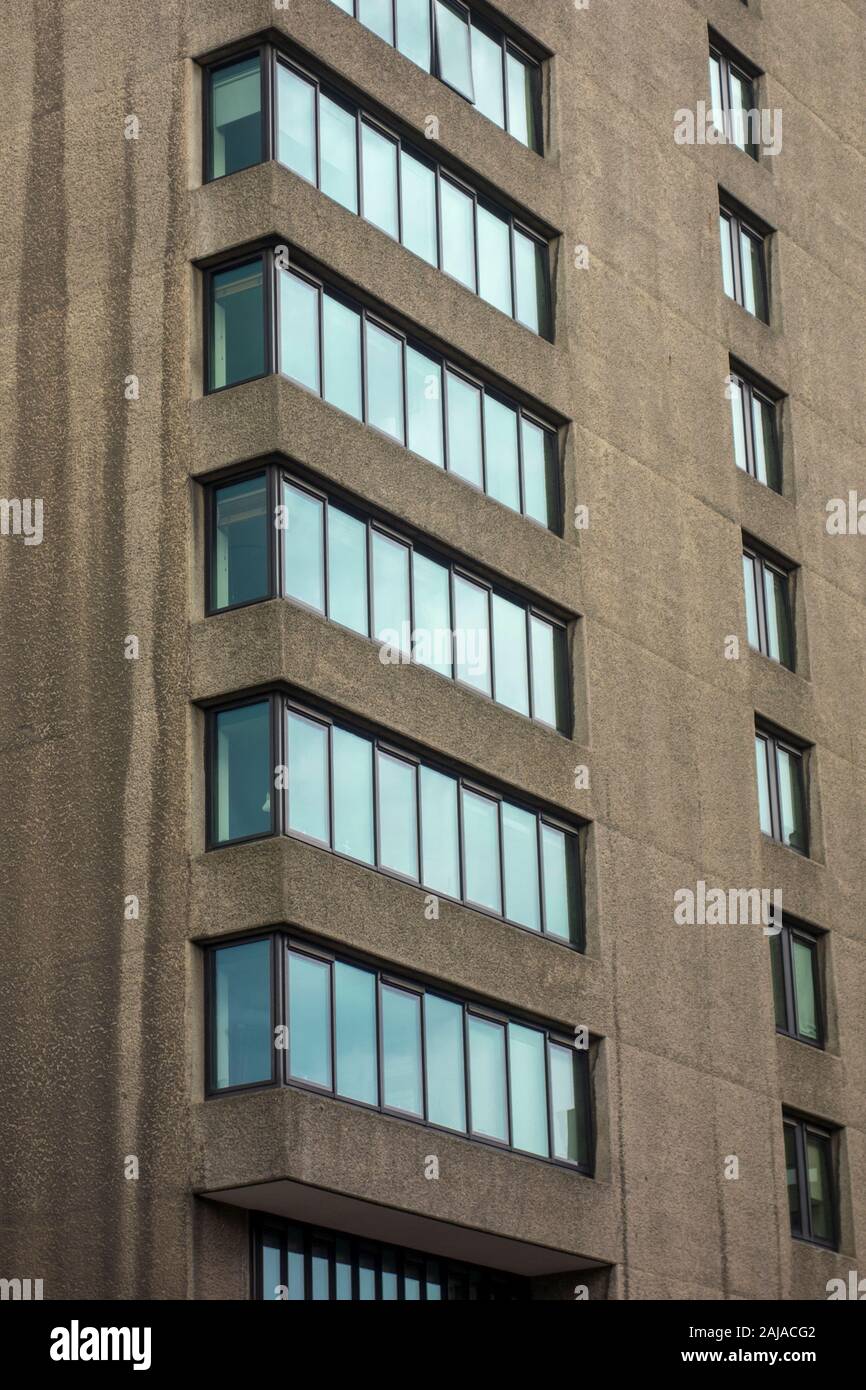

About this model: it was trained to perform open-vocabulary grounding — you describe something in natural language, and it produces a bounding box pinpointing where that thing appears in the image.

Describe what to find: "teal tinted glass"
[502,802,540,931]
[366,321,404,442]
[549,1042,584,1164]
[719,213,736,298]
[382,985,423,1115]
[378,752,419,880]
[214,701,271,843]
[261,1240,281,1300]
[359,0,393,43]
[323,294,363,420]
[336,1240,352,1300]
[462,788,501,913]
[412,552,452,677]
[753,393,780,490]
[508,1023,548,1156]
[764,564,793,668]
[440,178,476,291]
[283,482,324,612]
[362,123,399,239]
[334,961,378,1104]
[333,726,375,863]
[328,505,368,635]
[477,205,512,316]
[213,939,272,1090]
[743,554,760,648]
[755,735,773,836]
[400,150,438,266]
[445,371,483,487]
[806,1133,833,1241]
[730,378,749,472]
[530,615,567,731]
[784,1124,802,1234]
[279,271,320,392]
[541,823,578,943]
[288,951,332,1087]
[276,64,316,182]
[514,229,548,336]
[468,1015,508,1141]
[483,395,520,511]
[213,474,268,610]
[453,575,491,695]
[471,24,505,128]
[320,94,358,212]
[435,1,474,101]
[210,260,265,390]
[521,417,556,528]
[311,1240,330,1299]
[777,746,806,851]
[419,766,460,898]
[506,48,539,149]
[406,347,444,466]
[793,937,819,1041]
[396,0,432,69]
[424,994,466,1131]
[741,228,767,321]
[210,56,262,179]
[287,712,330,844]
[492,593,529,716]
[372,530,411,654]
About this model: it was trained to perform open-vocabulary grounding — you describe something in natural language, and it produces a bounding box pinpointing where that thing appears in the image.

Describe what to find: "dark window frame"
[204,691,586,949]
[204,928,595,1175]
[720,202,770,322]
[203,46,271,183]
[200,242,563,531]
[203,461,573,734]
[754,723,810,857]
[742,537,796,670]
[325,0,544,152]
[251,1213,530,1301]
[708,38,760,160]
[729,362,783,492]
[783,1113,838,1250]
[771,920,825,1049]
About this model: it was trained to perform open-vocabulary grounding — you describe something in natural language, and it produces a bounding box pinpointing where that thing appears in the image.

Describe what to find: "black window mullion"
[741,380,758,480]
[500,33,510,135]
[496,793,507,925]
[780,927,797,1037]
[766,737,783,842]
[462,1003,473,1138]
[524,605,536,720]
[753,556,770,656]
[536,814,548,936]
[730,214,745,307]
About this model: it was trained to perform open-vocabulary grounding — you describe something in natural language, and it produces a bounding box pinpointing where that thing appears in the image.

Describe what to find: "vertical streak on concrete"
[610,940,631,1300]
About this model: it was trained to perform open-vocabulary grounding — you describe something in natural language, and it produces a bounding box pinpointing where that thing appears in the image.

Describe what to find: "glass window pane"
[549,1042,584,1165]
[311,1239,330,1300]
[400,150,438,266]
[729,71,753,153]
[424,994,466,1131]
[435,1,474,101]
[445,372,483,487]
[764,565,793,668]
[382,985,423,1116]
[286,1227,304,1300]
[492,594,529,716]
[333,0,354,11]
[719,214,736,300]
[213,940,271,1090]
[404,1260,422,1300]
[440,178,476,291]
[406,346,444,466]
[502,802,540,931]
[741,229,767,320]
[784,1124,802,1235]
[214,701,271,844]
[211,260,265,391]
[708,54,724,133]
[333,726,375,863]
[514,230,548,336]
[471,25,505,128]
[323,294,363,420]
[484,395,520,511]
[420,766,460,898]
[358,1251,376,1300]
[462,788,501,913]
[335,961,378,1104]
[792,938,819,1042]
[381,1249,398,1300]
[806,1134,833,1241]
[396,0,432,70]
[213,474,268,610]
[468,1015,508,1141]
[283,482,325,612]
[777,746,806,852]
[753,394,780,491]
[522,419,557,528]
[755,735,773,836]
[770,931,787,1030]
[366,321,405,442]
[288,952,332,1087]
[413,553,452,678]
[730,377,749,473]
[211,56,262,179]
[372,530,411,654]
[276,64,316,183]
[541,824,579,943]
[279,271,320,392]
[506,49,539,149]
[530,615,568,731]
[453,575,491,695]
[509,1023,548,1156]
[426,1263,442,1299]
[328,505,369,635]
[336,1239,352,1300]
[362,123,399,239]
[477,205,512,316]
[261,1239,281,1301]
[378,752,419,879]
[359,0,393,43]
[320,94,358,213]
[287,712,330,844]
[743,554,760,649]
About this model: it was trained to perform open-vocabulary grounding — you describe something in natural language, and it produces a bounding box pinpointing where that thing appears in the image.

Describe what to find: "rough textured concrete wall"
[0,0,863,1301]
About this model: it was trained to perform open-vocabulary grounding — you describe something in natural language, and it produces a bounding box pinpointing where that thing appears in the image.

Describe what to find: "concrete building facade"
[0,0,864,1301]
